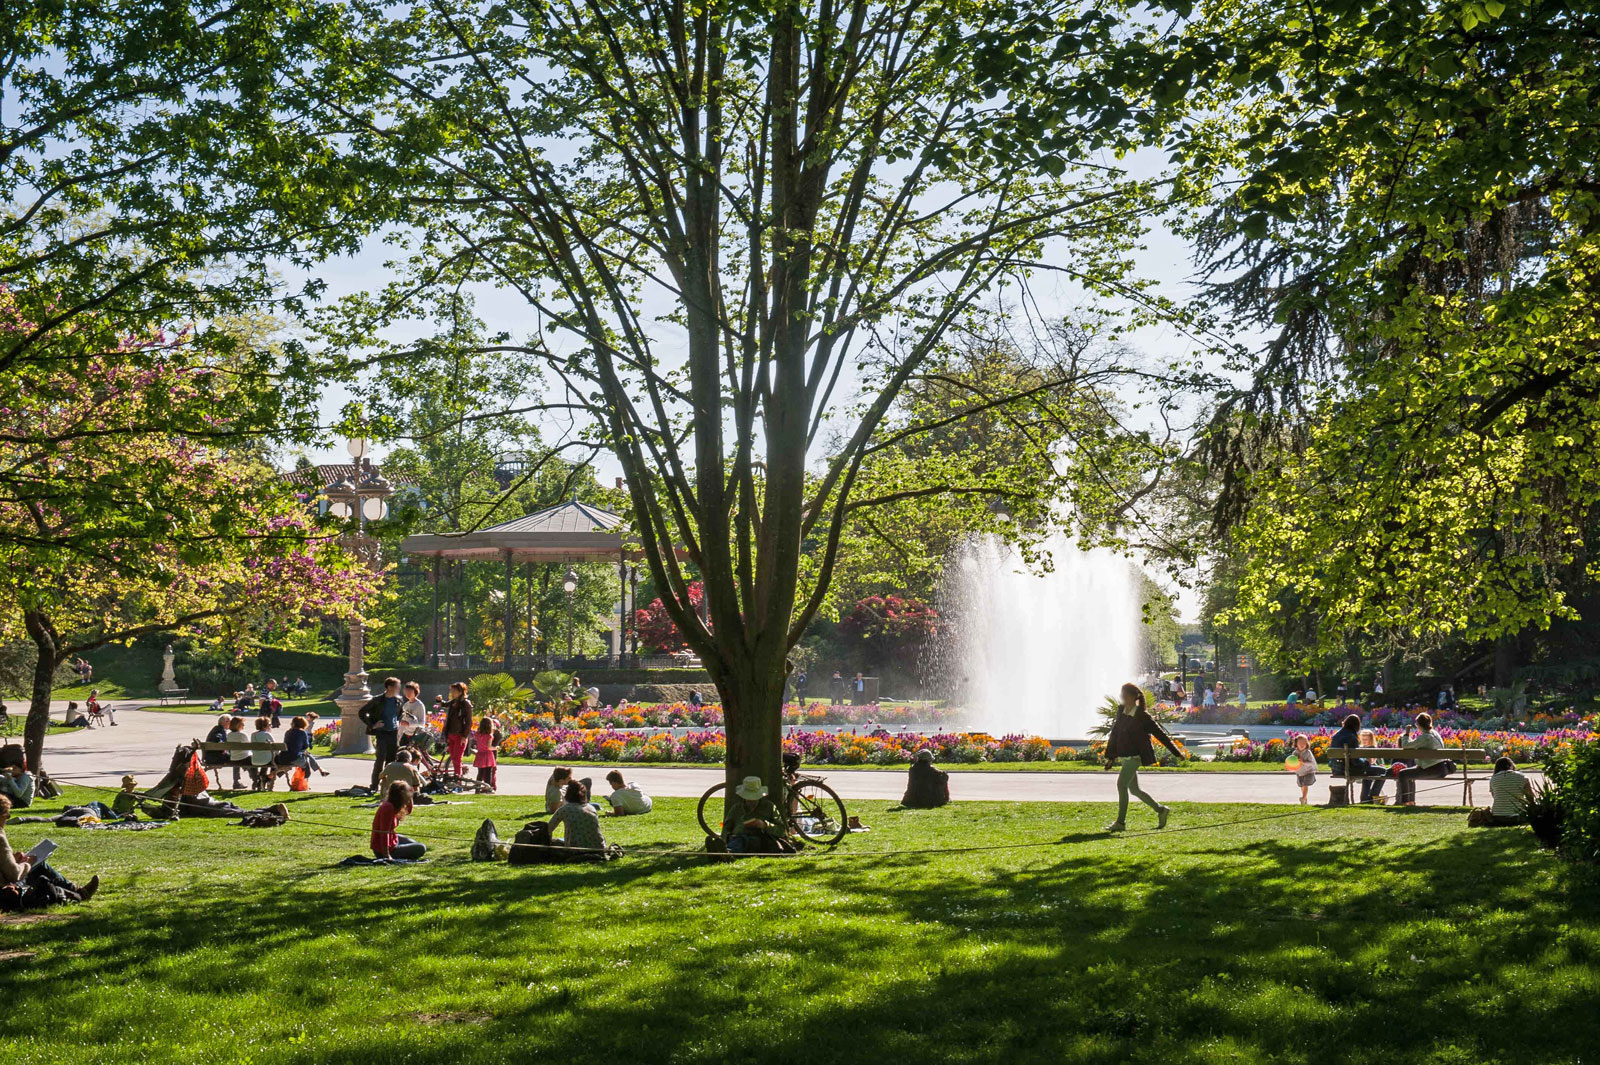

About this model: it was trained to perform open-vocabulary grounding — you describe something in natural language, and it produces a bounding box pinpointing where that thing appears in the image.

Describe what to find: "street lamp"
[563,567,578,660]
[331,439,393,754]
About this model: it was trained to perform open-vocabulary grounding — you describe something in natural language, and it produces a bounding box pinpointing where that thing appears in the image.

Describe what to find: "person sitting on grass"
[545,766,575,814]
[61,702,90,728]
[901,748,950,809]
[0,763,35,809]
[0,794,99,910]
[719,776,787,854]
[603,770,653,815]
[379,749,426,794]
[112,776,140,818]
[548,780,608,854]
[370,781,426,860]
[1483,757,1535,827]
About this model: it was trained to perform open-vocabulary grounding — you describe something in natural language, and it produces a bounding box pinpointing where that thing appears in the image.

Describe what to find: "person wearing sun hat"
[720,776,785,853]
[111,776,140,819]
[901,748,950,809]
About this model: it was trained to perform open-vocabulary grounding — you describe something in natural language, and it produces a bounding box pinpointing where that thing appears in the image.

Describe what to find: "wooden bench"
[158,688,190,705]
[196,740,286,790]
[1328,747,1490,806]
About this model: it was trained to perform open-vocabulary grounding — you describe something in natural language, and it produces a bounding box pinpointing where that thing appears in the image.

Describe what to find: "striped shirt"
[1490,770,1530,818]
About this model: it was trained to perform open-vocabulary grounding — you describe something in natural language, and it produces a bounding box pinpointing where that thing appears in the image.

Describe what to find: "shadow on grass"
[4,804,1597,1065]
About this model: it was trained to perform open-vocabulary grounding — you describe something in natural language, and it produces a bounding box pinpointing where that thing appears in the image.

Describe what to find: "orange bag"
[184,751,210,795]
[289,767,310,792]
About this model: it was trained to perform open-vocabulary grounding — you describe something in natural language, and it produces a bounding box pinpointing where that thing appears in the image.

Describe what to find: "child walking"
[473,716,501,792]
[1288,734,1318,804]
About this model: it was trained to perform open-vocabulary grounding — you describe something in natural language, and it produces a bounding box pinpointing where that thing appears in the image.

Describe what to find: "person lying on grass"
[370,781,427,861]
[0,793,99,910]
[603,771,653,816]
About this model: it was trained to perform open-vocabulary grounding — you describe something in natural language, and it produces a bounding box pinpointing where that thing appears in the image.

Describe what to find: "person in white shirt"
[225,716,250,789]
[1485,757,1534,825]
[604,770,653,815]
[249,718,276,790]
[1395,712,1449,804]
[399,681,429,748]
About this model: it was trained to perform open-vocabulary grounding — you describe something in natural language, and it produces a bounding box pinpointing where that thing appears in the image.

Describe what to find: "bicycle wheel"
[790,779,848,846]
[696,781,728,839]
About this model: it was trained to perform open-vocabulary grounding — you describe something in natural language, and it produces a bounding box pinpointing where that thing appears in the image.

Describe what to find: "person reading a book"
[0,794,99,910]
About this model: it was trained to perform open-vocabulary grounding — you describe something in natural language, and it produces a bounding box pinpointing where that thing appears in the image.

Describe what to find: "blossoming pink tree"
[0,291,375,770]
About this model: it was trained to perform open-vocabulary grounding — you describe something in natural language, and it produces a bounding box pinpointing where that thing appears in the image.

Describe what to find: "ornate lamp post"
[562,566,578,661]
[330,435,393,755]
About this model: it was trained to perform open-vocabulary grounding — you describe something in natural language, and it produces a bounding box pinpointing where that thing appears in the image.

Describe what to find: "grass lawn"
[1,788,1594,1064]
[140,697,340,718]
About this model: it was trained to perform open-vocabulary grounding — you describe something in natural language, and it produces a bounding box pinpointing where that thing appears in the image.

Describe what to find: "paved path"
[22,703,1509,807]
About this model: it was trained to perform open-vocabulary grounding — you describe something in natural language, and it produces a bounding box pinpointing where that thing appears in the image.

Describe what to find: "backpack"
[471,819,501,862]
[508,821,557,865]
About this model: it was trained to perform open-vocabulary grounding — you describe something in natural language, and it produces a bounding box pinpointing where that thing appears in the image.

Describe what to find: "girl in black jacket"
[1103,682,1184,832]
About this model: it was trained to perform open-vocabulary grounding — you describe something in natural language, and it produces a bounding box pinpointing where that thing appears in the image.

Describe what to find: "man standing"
[358,677,405,791]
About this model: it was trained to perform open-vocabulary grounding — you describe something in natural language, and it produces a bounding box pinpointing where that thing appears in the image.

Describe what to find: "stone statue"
[160,645,178,691]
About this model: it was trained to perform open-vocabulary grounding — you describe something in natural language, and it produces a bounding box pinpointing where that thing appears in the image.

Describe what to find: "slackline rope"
[37,772,1423,863]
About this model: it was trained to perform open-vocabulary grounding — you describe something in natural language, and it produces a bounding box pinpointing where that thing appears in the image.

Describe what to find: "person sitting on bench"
[0,794,99,910]
[1394,712,1451,805]
[901,748,950,808]
[370,781,426,860]
[202,715,232,770]
[1329,714,1387,804]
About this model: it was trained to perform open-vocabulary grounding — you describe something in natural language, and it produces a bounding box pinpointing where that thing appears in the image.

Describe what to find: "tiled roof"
[477,500,626,535]
[283,463,413,488]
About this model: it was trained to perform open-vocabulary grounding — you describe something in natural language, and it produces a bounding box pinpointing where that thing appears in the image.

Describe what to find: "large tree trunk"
[21,609,62,772]
[712,652,787,830]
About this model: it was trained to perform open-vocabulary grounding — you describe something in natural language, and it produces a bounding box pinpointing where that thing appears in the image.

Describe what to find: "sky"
[293,147,1222,621]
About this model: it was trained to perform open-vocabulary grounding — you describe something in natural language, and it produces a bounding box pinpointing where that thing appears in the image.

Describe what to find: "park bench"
[157,688,190,705]
[1328,747,1490,806]
[196,739,286,790]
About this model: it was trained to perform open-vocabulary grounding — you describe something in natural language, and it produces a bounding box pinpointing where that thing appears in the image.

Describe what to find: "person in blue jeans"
[358,677,405,791]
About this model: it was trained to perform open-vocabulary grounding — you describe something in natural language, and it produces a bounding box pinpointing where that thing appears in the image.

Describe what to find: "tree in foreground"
[307,0,1180,798]
[0,292,373,770]
[1160,0,1600,670]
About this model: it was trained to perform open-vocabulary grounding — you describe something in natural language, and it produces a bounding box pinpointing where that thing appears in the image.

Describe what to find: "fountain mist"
[937,531,1141,739]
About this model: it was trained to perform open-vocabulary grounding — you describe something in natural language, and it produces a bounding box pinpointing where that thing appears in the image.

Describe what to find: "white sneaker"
[1104,821,1126,833]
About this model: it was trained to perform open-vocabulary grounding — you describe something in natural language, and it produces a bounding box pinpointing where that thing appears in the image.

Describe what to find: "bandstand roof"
[400,500,632,562]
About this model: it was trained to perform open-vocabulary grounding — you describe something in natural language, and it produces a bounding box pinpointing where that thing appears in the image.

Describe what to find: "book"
[24,838,56,865]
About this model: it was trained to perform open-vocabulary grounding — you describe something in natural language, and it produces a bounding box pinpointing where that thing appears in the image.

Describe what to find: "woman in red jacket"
[1103,682,1185,832]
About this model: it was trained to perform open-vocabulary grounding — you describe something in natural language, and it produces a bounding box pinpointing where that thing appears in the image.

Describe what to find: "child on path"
[1288,734,1318,804]
[473,716,501,792]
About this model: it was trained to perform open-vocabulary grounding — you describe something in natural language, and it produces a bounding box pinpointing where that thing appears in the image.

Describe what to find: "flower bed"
[496,699,957,733]
[496,726,1056,765]
[1205,726,1597,764]
[1179,702,1598,734]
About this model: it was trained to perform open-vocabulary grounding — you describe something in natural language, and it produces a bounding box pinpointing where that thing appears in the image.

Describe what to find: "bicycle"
[696,771,850,847]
